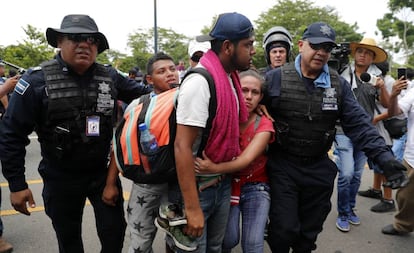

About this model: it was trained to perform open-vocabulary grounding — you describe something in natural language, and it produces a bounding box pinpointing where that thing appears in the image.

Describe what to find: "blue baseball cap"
[302,22,336,45]
[196,12,254,42]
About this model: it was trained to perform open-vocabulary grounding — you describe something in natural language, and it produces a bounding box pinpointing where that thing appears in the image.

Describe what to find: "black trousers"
[41,168,126,253]
[266,156,337,253]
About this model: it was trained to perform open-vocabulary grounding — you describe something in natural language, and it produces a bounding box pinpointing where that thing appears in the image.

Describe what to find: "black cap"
[46,14,109,54]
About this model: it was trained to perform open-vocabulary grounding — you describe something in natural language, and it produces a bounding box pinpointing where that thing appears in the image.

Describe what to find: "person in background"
[262,26,293,73]
[357,60,396,213]
[0,14,150,253]
[194,69,274,252]
[263,22,408,253]
[187,39,210,69]
[0,63,8,118]
[177,39,210,83]
[176,60,186,81]
[173,12,254,252]
[382,70,413,236]
[391,67,414,163]
[128,67,144,83]
[0,70,19,253]
[333,37,389,232]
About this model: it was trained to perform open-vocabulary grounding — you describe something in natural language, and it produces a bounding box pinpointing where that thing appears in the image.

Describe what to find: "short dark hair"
[146,52,174,75]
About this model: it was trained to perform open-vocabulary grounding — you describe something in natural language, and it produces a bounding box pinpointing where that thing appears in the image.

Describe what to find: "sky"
[1,0,390,55]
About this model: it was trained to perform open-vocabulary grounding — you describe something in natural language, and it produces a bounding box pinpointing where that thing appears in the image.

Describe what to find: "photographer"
[333,38,390,232]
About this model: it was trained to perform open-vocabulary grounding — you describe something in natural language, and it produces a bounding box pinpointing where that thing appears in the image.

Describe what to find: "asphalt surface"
[0,135,412,252]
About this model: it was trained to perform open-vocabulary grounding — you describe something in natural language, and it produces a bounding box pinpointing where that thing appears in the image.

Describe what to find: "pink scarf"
[200,50,248,163]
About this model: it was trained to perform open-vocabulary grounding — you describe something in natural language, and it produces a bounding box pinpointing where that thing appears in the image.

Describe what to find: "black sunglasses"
[307,41,335,53]
[64,34,100,45]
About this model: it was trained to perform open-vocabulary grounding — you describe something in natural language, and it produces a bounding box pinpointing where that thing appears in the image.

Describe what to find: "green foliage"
[120,27,189,73]
[377,0,414,65]
[253,0,362,69]
[1,25,54,70]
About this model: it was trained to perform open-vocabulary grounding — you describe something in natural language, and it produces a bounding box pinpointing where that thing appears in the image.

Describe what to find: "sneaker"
[155,216,197,251]
[358,188,382,199]
[159,203,187,226]
[348,210,360,225]
[336,215,350,232]
[0,236,13,253]
[382,224,409,236]
[370,199,396,213]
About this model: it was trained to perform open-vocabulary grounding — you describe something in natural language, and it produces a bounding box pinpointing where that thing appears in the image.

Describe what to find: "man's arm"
[388,78,408,117]
[102,150,121,206]
[0,75,19,97]
[174,124,204,238]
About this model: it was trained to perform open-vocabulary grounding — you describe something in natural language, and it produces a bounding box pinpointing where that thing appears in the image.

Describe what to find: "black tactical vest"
[39,59,115,165]
[272,63,342,157]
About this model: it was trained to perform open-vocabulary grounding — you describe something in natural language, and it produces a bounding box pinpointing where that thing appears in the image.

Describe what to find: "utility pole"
[154,0,158,54]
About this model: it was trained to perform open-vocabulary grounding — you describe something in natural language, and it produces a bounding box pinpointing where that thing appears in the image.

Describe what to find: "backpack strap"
[181,68,217,157]
[254,114,262,132]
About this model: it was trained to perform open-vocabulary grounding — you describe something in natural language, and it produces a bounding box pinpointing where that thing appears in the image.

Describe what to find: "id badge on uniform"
[322,88,338,111]
[86,115,100,136]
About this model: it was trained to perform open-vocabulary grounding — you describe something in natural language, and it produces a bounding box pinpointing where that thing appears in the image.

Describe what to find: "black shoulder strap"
[137,93,151,124]
[181,68,217,156]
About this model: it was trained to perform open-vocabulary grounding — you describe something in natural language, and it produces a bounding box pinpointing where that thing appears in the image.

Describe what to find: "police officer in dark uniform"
[263,22,409,253]
[0,14,151,253]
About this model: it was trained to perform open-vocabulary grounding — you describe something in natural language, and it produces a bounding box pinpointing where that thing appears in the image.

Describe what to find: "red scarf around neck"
[200,50,248,163]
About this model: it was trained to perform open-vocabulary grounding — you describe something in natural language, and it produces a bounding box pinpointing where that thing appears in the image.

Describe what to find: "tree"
[253,0,362,69]
[0,25,55,70]
[123,27,189,73]
[377,0,414,66]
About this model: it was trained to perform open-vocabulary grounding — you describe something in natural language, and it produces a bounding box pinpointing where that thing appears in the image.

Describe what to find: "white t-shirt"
[397,86,414,167]
[176,72,211,127]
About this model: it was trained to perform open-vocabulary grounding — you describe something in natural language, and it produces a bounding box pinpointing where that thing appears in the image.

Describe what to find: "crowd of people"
[0,12,412,253]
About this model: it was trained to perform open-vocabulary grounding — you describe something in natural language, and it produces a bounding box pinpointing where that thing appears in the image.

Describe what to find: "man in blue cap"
[0,14,151,252]
[171,12,255,252]
[263,22,408,253]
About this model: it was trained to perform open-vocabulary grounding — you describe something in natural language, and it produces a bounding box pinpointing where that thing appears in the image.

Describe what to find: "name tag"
[86,115,100,136]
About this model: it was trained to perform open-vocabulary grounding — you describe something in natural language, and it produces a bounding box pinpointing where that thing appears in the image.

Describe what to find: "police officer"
[262,26,293,73]
[263,22,408,253]
[0,14,151,253]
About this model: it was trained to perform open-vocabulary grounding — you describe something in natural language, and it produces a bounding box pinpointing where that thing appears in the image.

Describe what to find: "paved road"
[0,135,412,252]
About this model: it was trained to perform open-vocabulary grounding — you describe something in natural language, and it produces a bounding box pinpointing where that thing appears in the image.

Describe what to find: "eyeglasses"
[64,34,100,45]
[307,41,335,53]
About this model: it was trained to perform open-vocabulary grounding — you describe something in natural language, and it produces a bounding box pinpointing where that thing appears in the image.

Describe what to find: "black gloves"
[382,159,410,189]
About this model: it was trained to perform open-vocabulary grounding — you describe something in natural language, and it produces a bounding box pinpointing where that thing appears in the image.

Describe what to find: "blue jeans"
[334,134,366,216]
[222,182,270,253]
[392,133,407,162]
[169,176,231,253]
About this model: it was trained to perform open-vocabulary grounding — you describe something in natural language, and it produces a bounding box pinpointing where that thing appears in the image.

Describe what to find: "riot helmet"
[263,26,293,65]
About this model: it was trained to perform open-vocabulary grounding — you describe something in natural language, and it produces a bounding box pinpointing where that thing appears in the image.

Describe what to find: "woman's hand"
[194,151,219,174]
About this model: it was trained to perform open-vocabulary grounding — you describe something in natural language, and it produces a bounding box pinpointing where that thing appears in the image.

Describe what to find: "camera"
[328,42,351,74]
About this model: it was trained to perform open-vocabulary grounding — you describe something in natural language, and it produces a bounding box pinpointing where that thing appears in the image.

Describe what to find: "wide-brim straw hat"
[350,38,387,63]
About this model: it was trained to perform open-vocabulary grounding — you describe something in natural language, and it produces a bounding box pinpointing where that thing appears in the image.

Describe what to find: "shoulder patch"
[15,78,30,95]
[32,66,42,71]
